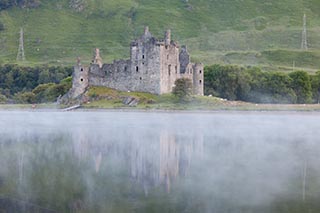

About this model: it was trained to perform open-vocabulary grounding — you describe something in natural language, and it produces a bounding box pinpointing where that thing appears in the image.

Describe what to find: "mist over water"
[1,111,320,212]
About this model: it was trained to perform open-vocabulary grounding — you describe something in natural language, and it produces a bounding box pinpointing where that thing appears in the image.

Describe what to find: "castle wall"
[129,37,162,94]
[69,28,204,97]
[88,36,163,94]
[89,60,133,92]
[159,44,180,94]
[179,46,204,95]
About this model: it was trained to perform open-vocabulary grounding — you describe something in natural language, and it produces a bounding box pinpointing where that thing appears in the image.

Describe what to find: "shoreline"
[2,104,320,114]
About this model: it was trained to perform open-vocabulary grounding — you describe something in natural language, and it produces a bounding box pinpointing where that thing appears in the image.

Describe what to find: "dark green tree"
[0,0,41,10]
[172,78,193,102]
[13,91,36,104]
[311,71,320,103]
[289,71,312,104]
[0,93,7,103]
[204,64,250,101]
[204,65,304,104]
[32,83,55,102]
[0,21,4,31]
[264,72,297,103]
[0,64,72,98]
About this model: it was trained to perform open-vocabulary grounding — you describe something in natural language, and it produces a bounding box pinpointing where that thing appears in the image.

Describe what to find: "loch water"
[1,111,320,212]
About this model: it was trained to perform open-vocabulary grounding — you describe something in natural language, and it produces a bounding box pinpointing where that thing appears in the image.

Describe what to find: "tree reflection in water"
[1,111,320,213]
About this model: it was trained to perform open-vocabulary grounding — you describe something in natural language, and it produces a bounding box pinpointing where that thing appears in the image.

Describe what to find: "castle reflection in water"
[71,127,203,193]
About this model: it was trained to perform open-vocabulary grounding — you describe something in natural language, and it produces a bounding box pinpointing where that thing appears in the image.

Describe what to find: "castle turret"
[73,65,89,97]
[192,63,204,96]
[165,29,171,46]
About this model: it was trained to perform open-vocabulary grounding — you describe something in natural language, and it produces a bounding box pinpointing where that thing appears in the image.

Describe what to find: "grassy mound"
[81,87,320,111]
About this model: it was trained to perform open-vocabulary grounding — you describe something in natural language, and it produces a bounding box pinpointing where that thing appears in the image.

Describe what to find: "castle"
[68,27,204,99]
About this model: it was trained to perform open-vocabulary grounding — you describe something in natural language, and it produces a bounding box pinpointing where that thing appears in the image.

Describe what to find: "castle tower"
[165,29,171,46]
[301,14,308,50]
[192,63,204,96]
[70,57,89,98]
[92,48,103,68]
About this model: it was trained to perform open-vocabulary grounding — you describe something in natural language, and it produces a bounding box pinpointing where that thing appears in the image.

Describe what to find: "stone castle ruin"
[66,27,204,100]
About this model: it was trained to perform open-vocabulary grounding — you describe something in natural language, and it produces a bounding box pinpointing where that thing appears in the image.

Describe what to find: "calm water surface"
[1,111,320,212]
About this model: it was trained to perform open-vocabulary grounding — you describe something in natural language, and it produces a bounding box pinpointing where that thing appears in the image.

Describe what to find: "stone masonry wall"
[159,43,180,94]
[129,36,162,94]
[192,63,204,95]
[71,64,89,98]
[69,28,204,97]
[88,37,163,94]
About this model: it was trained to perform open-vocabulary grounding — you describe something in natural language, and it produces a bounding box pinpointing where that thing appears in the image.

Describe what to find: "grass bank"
[81,87,320,111]
[2,86,320,111]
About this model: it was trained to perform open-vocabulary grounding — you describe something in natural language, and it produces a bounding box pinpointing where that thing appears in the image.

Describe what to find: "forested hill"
[1,0,320,70]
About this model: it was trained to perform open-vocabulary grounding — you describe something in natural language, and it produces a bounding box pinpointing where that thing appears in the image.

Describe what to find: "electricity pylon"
[17,28,26,61]
[301,14,308,50]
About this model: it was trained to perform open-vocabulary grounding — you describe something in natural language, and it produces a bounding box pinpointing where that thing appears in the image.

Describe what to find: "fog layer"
[1,111,320,212]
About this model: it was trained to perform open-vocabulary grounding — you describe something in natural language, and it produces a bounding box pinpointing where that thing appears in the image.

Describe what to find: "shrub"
[0,94,7,103]
[14,92,36,104]
[172,78,193,102]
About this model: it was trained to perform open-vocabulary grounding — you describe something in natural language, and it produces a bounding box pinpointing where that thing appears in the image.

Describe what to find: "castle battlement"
[68,27,204,99]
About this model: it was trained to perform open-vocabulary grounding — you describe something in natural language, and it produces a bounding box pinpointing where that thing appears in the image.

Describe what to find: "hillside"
[1,0,320,70]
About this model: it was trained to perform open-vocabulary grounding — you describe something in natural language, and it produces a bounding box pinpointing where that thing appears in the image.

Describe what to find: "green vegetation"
[77,86,320,111]
[0,64,72,103]
[1,62,320,108]
[2,0,320,107]
[205,64,320,104]
[0,0,320,70]
[85,86,217,110]
[172,78,192,102]
[0,0,40,11]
